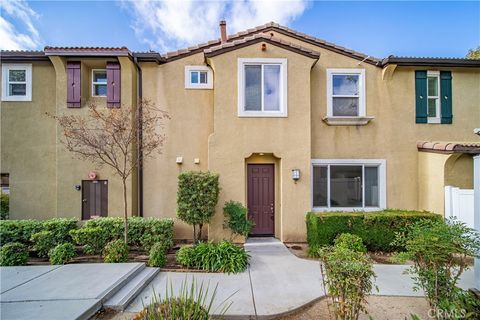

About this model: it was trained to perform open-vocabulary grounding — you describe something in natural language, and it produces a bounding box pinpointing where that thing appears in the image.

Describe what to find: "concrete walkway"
[0,263,144,320]
[0,239,475,319]
[126,238,476,319]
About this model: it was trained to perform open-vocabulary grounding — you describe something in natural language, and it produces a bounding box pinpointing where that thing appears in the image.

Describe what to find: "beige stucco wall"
[205,44,317,242]
[141,53,214,239]
[445,153,474,189]
[1,56,138,220]
[418,152,450,215]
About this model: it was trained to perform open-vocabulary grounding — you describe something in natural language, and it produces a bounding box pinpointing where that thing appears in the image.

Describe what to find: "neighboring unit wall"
[0,61,57,219]
[141,53,214,239]
[418,152,450,215]
[445,153,473,189]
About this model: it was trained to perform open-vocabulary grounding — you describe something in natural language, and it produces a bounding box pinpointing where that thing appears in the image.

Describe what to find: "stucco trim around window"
[238,58,288,117]
[311,159,387,212]
[1,63,32,102]
[185,65,213,89]
[326,68,368,122]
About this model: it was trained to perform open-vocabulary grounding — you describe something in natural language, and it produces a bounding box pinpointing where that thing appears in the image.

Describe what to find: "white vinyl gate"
[445,186,474,228]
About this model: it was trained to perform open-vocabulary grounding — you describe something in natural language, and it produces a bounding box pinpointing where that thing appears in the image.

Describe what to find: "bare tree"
[50,100,169,243]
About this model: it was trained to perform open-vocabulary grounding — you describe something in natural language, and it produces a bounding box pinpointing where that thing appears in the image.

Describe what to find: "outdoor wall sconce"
[292,169,300,183]
[75,185,81,191]
[194,158,200,164]
[176,157,183,164]
[261,43,267,51]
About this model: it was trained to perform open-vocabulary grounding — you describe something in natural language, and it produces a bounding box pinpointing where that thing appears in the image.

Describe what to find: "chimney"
[219,20,227,43]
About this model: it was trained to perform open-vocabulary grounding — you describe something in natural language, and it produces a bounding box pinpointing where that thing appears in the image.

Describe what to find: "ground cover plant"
[306,210,441,252]
[177,171,219,243]
[176,241,249,274]
[393,219,480,319]
[318,233,376,320]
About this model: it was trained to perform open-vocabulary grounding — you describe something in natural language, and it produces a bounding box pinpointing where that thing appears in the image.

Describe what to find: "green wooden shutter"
[415,70,428,123]
[440,71,452,124]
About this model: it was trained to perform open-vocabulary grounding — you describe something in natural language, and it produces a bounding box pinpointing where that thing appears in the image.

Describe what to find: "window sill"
[322,116,374,126]
[311,207,384,212]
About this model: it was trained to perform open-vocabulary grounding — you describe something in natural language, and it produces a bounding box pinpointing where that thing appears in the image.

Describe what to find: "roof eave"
[382,57,480,68]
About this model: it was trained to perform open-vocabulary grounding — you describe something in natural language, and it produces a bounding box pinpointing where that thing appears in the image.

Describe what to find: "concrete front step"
[103,267,159,311]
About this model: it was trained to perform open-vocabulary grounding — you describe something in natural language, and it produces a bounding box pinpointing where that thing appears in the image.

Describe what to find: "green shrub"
[103,239,129,263]
[1,193,9,220]
[318,237,375,320]
[0,218,77,246]
[42,218,77,243]
[84,217,174,251]
[176,241,249,274]
[0,242,29,266]
[223,201,254,240]
[70,227,108,255]
[0,219,43,245]
[394,219,480,318]
[149,242,167,267]
[306,210,441,252]
[49,243,76,265]
[177,171,220,243]
[31,231,57,258]
[334,233,366,253]
[136,279,231,320]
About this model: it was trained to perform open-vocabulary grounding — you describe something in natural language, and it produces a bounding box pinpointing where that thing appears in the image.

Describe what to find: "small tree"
[318,233,375,320]
[177,171,219,243]
[51,100,169,243]
[466,46,480,59]
[223,201,254,241]
[394,219,480,318]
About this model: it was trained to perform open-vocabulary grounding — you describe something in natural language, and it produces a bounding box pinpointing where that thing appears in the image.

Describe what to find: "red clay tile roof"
[160,21,377,64]
[44,46,130,56]
[417,141,480,154]
[204,33,320,59]
[1,50,48,61]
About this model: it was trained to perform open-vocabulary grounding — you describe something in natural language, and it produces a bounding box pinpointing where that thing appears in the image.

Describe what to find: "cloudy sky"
[0,0,478,58]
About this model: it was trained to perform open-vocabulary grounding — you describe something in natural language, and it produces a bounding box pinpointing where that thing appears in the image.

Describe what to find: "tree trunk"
[122,178,128,244]
[193,225,197,244]
[197,224,203,243]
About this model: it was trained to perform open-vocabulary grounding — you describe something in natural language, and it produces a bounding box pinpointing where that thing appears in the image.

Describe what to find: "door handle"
[82,199,87,202]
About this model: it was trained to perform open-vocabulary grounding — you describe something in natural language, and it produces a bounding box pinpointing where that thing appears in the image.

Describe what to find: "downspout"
[134,56,144,217]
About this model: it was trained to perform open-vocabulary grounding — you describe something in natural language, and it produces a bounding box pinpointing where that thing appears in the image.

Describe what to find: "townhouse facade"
[1,22,479,241]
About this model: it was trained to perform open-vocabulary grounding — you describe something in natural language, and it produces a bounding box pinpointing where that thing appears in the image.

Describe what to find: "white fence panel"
[445,186,474,228]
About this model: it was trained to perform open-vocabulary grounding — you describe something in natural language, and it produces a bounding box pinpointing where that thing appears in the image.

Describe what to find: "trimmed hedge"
[0,242,29,266]
[306,210,442,252]
[84,217,174,250]
[0,218,77,246]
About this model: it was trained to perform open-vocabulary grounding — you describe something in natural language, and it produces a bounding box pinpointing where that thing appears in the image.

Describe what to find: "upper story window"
[238,58,287,117]
[185,66,213,89]
[1,64,32,101]
[311,159,386,211]
[427,71,440,123]
[92,69,107,97]
[327,69,366,117]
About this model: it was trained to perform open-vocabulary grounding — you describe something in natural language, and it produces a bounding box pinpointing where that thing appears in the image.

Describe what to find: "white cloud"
[0,0,41,50]
[125,0,308,52]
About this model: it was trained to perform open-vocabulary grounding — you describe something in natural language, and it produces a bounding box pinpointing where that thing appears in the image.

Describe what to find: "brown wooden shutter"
[106,62,121,108]
[67,62,81,108]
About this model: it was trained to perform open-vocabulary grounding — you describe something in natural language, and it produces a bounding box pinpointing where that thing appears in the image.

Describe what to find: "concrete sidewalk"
[126,238,476,319]
[0,263,144,320]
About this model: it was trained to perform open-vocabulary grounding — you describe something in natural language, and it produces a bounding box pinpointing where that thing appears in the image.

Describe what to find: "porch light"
[292,169,300,183]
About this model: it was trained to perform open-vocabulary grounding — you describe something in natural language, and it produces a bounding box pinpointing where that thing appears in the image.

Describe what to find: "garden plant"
[318,233,376,320]
[177,171,219,243]
[394,219,480,319]
[149,242,167,267]
[0,242,29,266]
[103,239,129,263]
[49,242,76,265]
[223,201,254,240]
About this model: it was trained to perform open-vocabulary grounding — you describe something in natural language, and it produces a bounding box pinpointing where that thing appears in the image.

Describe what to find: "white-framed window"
[327,69,366,117]
[1,63,32,101]
[311,159,386,211]
[427,71,440,123]
[92,69,107,97]
[185,66,213,89]
[238,58,287,117]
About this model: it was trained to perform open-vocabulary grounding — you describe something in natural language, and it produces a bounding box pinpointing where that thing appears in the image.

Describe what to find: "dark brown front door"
[82,180,108,220]
[247,164,275,236]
